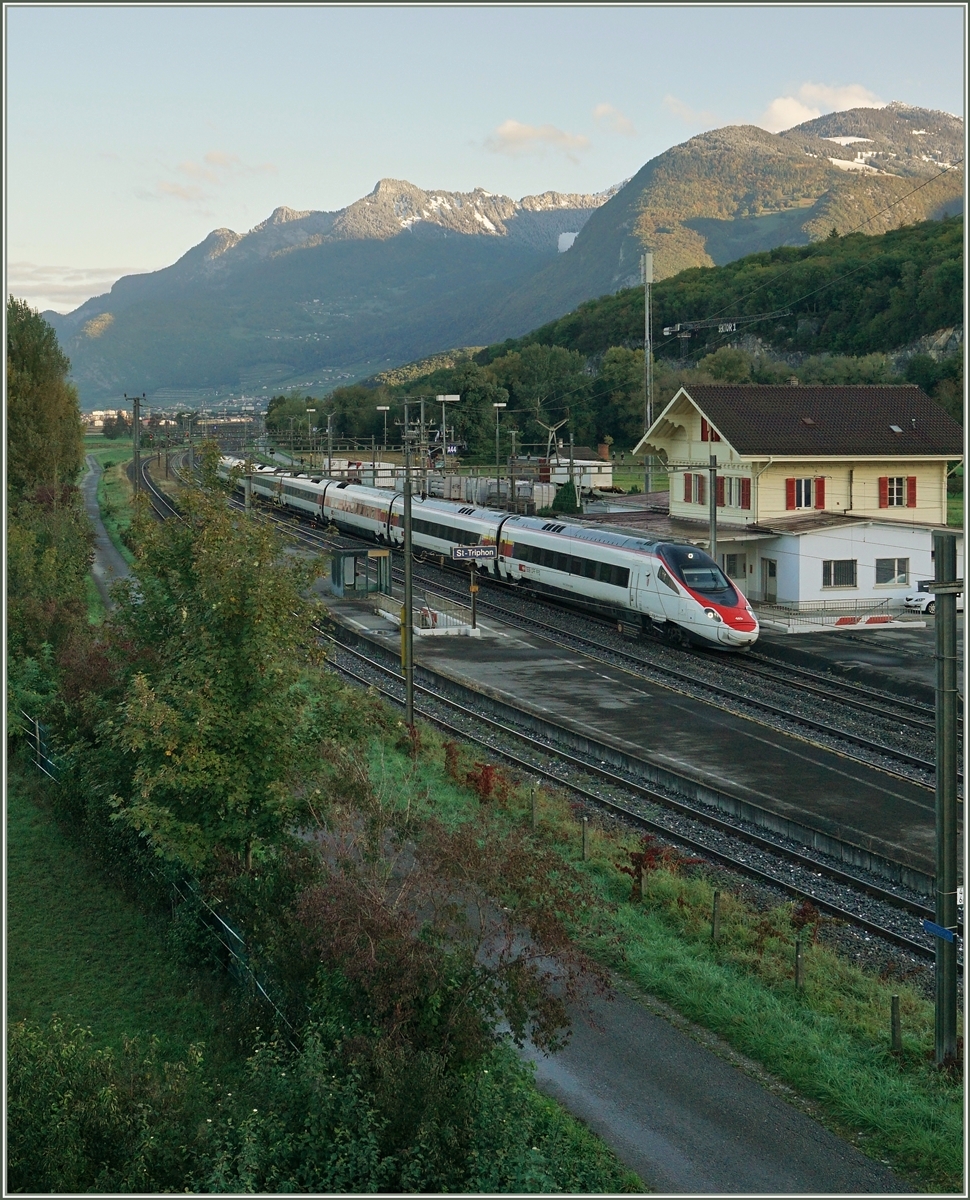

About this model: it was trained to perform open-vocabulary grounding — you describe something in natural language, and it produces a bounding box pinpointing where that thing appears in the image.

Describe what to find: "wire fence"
[19,710,60,781]
[18,710,298,1046]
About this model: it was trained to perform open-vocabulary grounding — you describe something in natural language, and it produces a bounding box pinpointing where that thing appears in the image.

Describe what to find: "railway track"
[213,492,950,785]
[320,625,958,968]
[398,560,946,785]
[145,467,962,970]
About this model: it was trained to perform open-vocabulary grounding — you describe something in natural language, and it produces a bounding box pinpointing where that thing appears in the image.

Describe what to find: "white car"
[904,586,964,615]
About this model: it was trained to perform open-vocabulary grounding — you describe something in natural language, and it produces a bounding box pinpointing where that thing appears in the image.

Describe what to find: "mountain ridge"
[44,103,962,405]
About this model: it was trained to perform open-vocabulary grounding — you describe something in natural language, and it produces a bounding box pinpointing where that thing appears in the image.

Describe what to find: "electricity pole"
[493,402,506,506]
[402,429,415,727]
[437,394,459,473]
[931,531,960,1066]
[708,454,718,563]
[642,252,653,494]
[127,393,143,494]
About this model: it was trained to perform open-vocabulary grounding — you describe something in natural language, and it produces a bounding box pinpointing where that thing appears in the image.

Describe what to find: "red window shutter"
[814,477,825,510]
[684,472,692,502]
[700,417,709,442]
[785,478,796,510]
[906,476,917,508]
[711,428,721,443]
[740,477,751,510]
[697,474,706,505]
[716,476,725,507]
[878,476,889,508]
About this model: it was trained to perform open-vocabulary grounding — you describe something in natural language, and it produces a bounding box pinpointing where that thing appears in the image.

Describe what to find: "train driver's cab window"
[661,544,737,603]
[657,566,679,593]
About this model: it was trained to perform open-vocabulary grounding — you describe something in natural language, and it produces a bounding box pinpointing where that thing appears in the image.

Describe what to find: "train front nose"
[718,613,759,646]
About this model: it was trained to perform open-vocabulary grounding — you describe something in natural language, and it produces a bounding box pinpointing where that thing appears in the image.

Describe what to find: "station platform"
[319,588,940,890]
[757,618,964,706]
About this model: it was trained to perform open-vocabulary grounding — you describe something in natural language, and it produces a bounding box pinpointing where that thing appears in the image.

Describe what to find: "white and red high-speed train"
[221,460,759,649]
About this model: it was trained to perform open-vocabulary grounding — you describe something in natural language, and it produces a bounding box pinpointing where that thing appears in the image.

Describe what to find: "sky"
[5,3,966,313]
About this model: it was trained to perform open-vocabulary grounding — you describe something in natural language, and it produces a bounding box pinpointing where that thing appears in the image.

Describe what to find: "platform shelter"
[330,548,391,598]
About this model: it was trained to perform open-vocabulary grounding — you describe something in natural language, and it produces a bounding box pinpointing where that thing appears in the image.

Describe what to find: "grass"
[947,495,963,527]
[96,449,136,565]
[84,574,107,624]
[610,460,668,494]
[7,768,225,1065]
[7,753,642,1193]
[363,726,964,1193]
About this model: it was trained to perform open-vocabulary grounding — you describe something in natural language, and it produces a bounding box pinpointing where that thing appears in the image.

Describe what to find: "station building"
[630,383,963,608]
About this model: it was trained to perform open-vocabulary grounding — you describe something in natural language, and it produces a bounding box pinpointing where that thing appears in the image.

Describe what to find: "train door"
[629,565,651,615]
[655,562,684,623]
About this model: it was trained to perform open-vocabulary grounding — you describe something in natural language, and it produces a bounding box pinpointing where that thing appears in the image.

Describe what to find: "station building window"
[875,557,909,585]
[822,559,857,588]
[720,477,751,509]
[785,476,826,511]
[879,476,916,508]
[683,472,706,504]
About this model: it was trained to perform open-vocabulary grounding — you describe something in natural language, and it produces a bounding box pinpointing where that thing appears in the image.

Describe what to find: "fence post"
[794,937,804,989]
[582,816,589,862]
[711,889,721,941]
[891,994,902,1053]
[530,786,537,831]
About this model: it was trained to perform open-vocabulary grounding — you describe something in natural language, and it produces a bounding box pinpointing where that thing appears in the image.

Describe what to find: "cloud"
[484,119,590,161]
[663,94,718,125]
[148,151,277,203]
[758,82,886,132]
[158,180,206,202]
[593,103,637,136]
[7,261,150,314]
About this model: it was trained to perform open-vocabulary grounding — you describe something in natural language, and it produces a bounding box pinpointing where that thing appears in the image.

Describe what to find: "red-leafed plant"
[617,834,702,900]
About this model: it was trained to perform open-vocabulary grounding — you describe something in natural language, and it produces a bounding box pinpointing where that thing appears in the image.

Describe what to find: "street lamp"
[493,402,507,508]
[437,394,460,473]
[377,405,390,452]
[306,409,316,466]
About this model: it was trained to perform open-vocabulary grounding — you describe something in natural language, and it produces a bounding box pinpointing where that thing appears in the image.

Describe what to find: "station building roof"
[636,384,963,458]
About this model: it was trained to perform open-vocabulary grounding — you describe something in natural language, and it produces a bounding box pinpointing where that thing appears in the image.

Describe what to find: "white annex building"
[631,383,963,609]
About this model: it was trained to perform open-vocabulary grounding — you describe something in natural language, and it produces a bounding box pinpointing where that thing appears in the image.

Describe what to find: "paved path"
[325,598,909,1193]
[525,982,906,1194]
[80,454,131,607]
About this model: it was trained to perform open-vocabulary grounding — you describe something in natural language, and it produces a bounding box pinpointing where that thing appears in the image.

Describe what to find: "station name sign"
[452,545,497,562]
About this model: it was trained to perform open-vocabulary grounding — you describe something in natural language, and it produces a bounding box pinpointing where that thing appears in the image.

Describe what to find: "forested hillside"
[480,215,963,363]
[296,218,962,454]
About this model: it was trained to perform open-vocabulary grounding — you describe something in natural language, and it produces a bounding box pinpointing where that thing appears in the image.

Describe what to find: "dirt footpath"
[81,454,131,607]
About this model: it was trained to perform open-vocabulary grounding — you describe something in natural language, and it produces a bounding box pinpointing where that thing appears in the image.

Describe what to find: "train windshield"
[661,544,738,603]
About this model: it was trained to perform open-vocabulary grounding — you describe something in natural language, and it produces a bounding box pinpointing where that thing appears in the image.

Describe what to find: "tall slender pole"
[933,530,959,1065]
[327,413,334,478]
[643,252,653,495]
[403,433,415,727]
[131,393,142,494]
[509,429,518,512]
[419,396,427,492]
[708,453,717,563]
